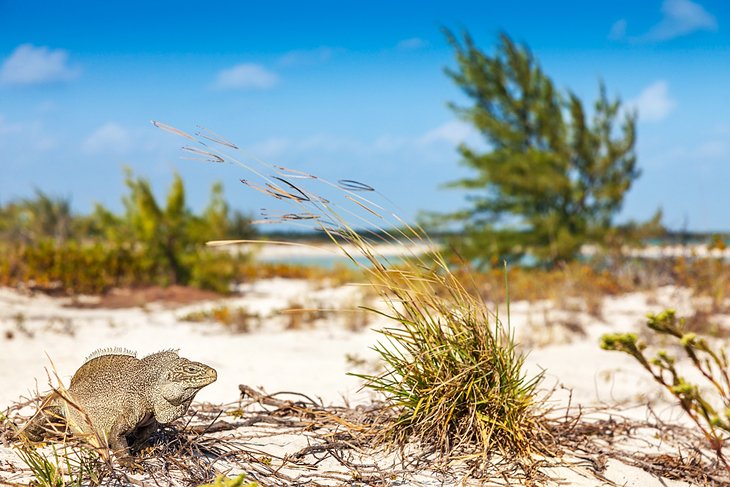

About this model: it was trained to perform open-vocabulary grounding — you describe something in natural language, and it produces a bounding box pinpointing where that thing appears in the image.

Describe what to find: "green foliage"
[356,272,544,456]
[120,169,253,288]
[439,31,641,267]
[197,473,258,487]
[154,121,551,463]
[187,249,236,294]
[7,240,150,293]
[601,310,730,470]
[123,169,191,284]
[227,209,256,240]
[14,441,103,487]
[196,181,229,238]
[0,190,72,244]
[0,170,255,293]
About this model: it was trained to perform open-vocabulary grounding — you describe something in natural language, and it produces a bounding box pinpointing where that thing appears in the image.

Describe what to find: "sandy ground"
[0,271,726,485]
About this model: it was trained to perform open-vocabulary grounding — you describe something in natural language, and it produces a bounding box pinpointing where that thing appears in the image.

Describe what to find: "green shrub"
[155,122,550,460]
[0,169,256,294]
[601,310,730,471]
[198,474,258,487]
[357,261,545,456]
[187,249,239,294]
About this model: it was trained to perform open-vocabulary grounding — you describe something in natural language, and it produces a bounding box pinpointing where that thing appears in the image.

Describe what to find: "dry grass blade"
[182,146,226,163]
[195,125,240,150]
[5,384,730,485]
[154,122,551,466]
[150,120,195,141]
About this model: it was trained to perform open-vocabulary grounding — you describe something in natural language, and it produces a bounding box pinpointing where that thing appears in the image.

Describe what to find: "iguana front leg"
[128,418,160,451]
[108,423,135,468]
[20,400,64,442]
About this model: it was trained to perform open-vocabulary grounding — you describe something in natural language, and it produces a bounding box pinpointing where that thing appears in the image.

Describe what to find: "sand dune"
[0,278,723,485]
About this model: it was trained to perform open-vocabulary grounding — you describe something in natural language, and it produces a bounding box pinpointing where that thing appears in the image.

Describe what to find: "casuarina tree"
[440,31,640,267]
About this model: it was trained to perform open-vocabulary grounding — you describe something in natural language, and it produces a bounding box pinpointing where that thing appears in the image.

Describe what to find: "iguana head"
[143,351,217,423]
[164,357,218,397]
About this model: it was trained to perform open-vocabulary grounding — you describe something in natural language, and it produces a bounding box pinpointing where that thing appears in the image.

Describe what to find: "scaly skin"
[21,349,217,467]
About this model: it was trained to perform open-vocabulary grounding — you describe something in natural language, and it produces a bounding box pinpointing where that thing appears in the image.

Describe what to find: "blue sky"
[1,0,729,231]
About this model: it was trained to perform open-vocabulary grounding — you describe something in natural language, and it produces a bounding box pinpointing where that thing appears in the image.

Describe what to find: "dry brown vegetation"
[5,120,730,485]
[5,385,730,486]
[180,305,260,333]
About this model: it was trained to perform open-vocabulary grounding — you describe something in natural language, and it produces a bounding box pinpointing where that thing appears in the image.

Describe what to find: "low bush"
[0,170,256,294]
[157,123,551,461]
[180,305,257,333]
[602,309,730,472]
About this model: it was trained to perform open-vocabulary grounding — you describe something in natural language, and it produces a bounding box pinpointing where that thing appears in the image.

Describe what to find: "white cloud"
[418,120,477,146]
[629,80,676,122]
[642,0,716,42]
[0,44,79,86]
[248,120,480,161]
[608,19,628,40]
[82,122,132,155]
[278,47,336,67]
[397,37,428,50]
[213,63,278,90]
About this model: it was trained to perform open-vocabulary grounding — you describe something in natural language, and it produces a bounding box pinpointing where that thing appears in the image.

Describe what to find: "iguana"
[20,348,217,467]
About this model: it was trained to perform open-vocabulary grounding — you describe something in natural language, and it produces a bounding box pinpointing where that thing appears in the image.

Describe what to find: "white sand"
[582,242,730,260]
[0,280,381,408]
[0,277,721,485]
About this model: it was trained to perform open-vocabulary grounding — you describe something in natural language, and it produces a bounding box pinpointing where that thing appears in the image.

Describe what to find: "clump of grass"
[10,365,111,486]
[14,440,104,487]
[154,122,549,461]
[359,265,544,455]
[198,473,258,487]
[237,259,362,285]
[180,305,258,333]
[601,309,730,472]
[283,301,328,330]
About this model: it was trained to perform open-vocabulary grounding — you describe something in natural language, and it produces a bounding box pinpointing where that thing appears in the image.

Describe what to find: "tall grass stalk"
[14,357,110,485]
[14,441,102,487]
[154,122,548,458]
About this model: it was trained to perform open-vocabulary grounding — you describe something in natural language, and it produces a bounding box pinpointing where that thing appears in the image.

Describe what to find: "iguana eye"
[184,365,199,374]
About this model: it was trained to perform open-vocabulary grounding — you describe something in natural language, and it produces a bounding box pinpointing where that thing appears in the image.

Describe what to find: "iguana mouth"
[187,368,217,389]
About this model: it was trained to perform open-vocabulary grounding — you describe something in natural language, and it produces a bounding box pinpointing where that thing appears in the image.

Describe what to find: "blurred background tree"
[123,170,191,285]
[0,170,255,294]
[438,31,644,268]
[0,190,73,244]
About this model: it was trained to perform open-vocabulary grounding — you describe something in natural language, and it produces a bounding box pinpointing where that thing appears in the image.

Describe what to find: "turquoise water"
[258,254,405,269]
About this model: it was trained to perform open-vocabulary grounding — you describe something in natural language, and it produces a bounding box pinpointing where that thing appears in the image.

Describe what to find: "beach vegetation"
[602,309,730,472]
[197,474,258,487]
[180,305,258,333]
[153,122,551,461]
[14,440,104,487]
[433,30,652,267]
[0,170,254,294]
